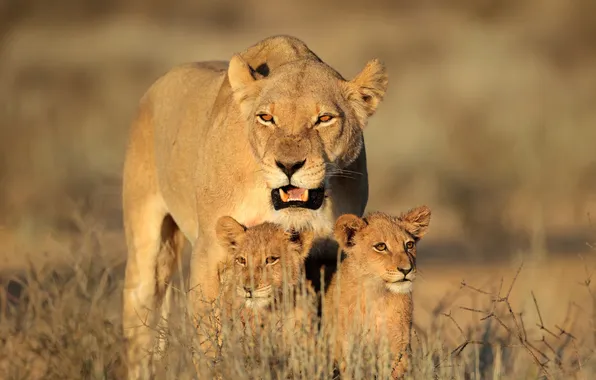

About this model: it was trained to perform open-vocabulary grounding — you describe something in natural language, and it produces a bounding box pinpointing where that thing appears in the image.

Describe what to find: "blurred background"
[1,0,595,268]
[1,3,596,377]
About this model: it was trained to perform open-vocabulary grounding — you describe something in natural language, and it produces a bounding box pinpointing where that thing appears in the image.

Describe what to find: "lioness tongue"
[283,188,309,202]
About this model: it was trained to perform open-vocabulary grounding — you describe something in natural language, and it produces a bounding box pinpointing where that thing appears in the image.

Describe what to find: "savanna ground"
[1,1,596,378]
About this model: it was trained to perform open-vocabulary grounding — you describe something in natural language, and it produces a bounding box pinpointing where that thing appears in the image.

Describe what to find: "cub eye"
[316,114,334,125]
[257,113,274,124]
[266,256,280,265]
[405,241,415,250]
[373,243,387,252]
[235,257,247,266]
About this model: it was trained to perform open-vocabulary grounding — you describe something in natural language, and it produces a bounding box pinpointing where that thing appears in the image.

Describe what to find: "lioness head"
[216,216,314,309]
[227,45,387,216]
[334,206,431,294]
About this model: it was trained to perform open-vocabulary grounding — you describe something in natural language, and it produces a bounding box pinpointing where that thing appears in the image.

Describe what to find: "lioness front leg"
[122,189,185,380]
[122,196,166,380]
[187,242,224,362]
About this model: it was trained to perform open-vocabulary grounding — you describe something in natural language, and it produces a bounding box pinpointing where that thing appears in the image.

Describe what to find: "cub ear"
[344,59,388,126]
[334,214,367,250]
[399,205,431,240]
[286,228,315,259]
[215,216,247,251]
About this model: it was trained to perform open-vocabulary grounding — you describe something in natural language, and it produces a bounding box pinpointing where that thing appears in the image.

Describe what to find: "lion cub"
[323,206,431,379]
[215,216,315,333]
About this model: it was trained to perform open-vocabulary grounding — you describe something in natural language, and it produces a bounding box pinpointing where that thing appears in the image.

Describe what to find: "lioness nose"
[275,159,306,179]
[243,286,252,296]
[397,266,412,276]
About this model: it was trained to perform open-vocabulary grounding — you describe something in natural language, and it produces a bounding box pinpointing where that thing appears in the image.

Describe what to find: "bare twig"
[532,292,558,339]
[456,262,554,379]
[460,280,492,296]
[459,306,488,314]
[442,311,465,337]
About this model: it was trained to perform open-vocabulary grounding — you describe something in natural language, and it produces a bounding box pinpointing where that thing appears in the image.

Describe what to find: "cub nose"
[397,266,412,276]
[243,286,252,296]
[275,159,306,179]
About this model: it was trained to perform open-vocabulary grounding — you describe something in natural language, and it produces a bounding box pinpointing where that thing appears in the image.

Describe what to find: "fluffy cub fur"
[215,216,317,342]
[323,206,431,379]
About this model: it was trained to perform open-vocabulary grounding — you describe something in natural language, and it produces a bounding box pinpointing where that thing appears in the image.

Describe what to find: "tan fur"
[215,217,316,344]
[121,35,388,378]
[215,216,313,312]
[323,206,431,379]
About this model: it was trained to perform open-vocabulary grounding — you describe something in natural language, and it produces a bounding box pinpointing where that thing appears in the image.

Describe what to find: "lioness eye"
[373,243,387,252]
[266,256,279,265]
[317,114,334,124]
[405,241,415,250]
[236,257,247,266]
[257,113,274,124]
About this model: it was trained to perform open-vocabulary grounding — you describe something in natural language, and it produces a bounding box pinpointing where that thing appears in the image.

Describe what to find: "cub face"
[216,216,314,308]
[334,206,431,294]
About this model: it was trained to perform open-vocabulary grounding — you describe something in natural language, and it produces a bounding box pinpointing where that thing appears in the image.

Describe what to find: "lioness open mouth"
[271,185,325,210]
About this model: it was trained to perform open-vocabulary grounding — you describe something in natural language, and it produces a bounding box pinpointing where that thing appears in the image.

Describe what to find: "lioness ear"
[344,59,388,126]
[286,228,315,259]
[334,214,367,250]
[215,216,247,251]
[399,206,431,240]
[228,54,263,117]
[228,55,256,93]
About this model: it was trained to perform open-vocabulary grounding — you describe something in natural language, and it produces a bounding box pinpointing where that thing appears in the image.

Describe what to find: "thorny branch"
[443,261,581,379]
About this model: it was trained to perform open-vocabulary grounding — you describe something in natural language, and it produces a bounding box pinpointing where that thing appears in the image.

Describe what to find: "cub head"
[216,216,314,309]
[227,44,388,221]
[334,206,431,294]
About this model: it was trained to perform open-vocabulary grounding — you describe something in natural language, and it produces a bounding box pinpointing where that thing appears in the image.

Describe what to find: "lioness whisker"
[326,174,359,180]
[326,169,362,177]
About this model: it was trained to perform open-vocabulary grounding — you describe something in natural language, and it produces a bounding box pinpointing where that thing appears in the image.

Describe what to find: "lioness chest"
[231,186,276,228]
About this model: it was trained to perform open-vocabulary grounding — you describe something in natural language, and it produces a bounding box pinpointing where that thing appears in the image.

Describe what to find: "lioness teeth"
[279,188,290,202]
[279,187,309,202]
[301,189,309,202]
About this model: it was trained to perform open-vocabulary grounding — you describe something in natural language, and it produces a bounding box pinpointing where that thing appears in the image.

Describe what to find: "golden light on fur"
[215,216,314,311]
[324,206,431,379]
[213,216,319,360]
[121,35,388,378]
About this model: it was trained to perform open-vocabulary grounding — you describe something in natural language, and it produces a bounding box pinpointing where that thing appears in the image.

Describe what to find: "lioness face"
[216,216,314,309]
[228,57,388,214]
[334,206,431,294]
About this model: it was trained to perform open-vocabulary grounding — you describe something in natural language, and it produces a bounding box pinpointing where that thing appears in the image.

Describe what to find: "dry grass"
[0,218,595,379]
[1,1,596,379]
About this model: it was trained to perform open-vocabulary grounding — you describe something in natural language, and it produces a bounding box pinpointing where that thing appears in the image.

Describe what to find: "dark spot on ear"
[343,218,367,247]
[340,250,348,261]
[255,63,270,77]
[344,227,357,248]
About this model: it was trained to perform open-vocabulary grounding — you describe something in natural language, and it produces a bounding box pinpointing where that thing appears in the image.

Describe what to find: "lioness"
[121,35,388,378]
[215,216,316,342]
[323,206,431,379]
